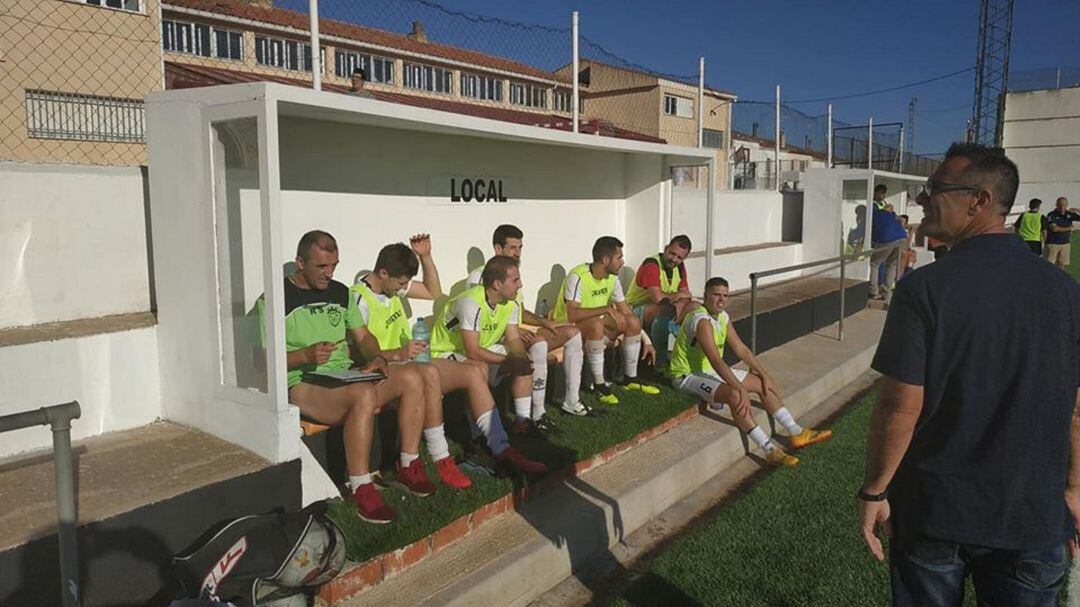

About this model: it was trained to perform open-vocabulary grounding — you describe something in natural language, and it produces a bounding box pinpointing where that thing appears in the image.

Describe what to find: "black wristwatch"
[857,488,888,502]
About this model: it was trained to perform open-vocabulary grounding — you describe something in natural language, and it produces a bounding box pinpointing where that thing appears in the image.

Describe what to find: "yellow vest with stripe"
[430,284,517,356]
[1017,211,1043,242]
[669,306,729,377]
[552,263,617,322]
[625,254,681,307]
[350,280,411,351]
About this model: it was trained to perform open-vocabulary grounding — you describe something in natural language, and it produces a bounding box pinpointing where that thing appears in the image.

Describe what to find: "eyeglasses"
[920,180,983,198]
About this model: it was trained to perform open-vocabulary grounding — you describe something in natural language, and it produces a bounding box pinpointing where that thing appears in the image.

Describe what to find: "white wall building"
[1003,86,1080,211]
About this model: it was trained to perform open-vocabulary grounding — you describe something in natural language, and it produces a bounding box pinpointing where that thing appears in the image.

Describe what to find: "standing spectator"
[1013,198,1048,255]
[869,197,908,303]
[1045,196,1080,269]
[858,143,1080,605]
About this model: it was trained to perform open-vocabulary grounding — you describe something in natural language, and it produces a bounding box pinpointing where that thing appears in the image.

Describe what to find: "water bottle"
[412,317,431,362]
[535,298,550,319]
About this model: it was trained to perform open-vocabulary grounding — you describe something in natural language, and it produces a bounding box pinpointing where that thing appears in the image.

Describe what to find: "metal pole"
[705,156,716,280]
[697,57,705,147]
[775,85,781,191]
[897,124,905,173]
[827,103,833,168]
[572,11,579,133]
[308,0,321,91]
[867,116,873,170]
[838,255,846,341]
[1056,67,1061,89]
[53,415,80,607]
[750,274,758,354]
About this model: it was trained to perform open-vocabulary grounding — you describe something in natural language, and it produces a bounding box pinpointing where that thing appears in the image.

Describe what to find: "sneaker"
[435,457,472,490]
[561,400,601,417]
[395,458,437,497]
[495,446,549,474]
[462,436,499,477]
[351,482,395,524]
[620,377,661,395]
[764,447,799,467]
[533,414,567,436]
[790,428,833,450]
[591,383,620,405]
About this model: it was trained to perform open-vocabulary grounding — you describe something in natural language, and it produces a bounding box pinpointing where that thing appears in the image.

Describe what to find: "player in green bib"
[356,241,546,477]
[466,225,589,425]
[1012,198,1048,255]
[433,256,546,438]
[263,231,436,524]
[670,277,833,467]
[625,235,697,370]
[553,236,658,406]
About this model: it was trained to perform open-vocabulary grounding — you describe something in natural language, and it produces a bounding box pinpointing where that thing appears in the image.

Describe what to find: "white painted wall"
[277,118,649,316]
[683,243,803,293]
[1004,87,1080,208]
[0,327,161,458]
[0,163,153,330]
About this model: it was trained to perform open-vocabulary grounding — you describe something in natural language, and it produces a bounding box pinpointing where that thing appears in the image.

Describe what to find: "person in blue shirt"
[868,184,908,303]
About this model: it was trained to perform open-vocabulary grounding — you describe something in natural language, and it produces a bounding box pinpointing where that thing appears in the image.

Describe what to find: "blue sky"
[402,0,1080,156]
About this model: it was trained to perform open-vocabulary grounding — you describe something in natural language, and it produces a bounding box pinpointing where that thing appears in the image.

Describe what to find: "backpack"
[173,501,347,607]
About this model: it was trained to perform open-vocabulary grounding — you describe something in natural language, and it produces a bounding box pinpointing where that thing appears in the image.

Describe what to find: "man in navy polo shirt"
[858,143,1080,606]
[1045,196,1080,269]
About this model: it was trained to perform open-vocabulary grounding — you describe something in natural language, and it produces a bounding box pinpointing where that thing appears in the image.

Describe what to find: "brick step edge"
[318,404,701,604]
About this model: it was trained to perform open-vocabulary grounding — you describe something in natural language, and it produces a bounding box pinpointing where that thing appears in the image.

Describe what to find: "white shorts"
[437,344,508,387]
[672,368,748,401]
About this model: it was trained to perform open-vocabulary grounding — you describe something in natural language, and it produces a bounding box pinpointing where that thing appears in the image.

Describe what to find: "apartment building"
[0,0,163,165]
[556,59,737,186]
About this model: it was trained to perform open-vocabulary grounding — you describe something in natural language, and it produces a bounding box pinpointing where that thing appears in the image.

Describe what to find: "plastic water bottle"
[412,317,431,362]
[536,298,550,319]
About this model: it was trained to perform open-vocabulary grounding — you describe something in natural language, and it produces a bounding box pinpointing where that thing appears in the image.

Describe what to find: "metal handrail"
[748,242,904,353]
[0,402,82,607]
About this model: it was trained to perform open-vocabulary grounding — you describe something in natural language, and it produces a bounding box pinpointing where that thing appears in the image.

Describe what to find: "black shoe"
[533,414,567,437]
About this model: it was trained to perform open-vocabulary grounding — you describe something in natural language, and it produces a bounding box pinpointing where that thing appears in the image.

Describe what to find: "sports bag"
[173,501,347,607]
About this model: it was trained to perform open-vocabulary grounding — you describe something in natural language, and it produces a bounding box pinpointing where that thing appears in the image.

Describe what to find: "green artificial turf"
[328,380,698,563]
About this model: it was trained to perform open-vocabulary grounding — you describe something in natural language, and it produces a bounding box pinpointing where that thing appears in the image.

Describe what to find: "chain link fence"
[1,0,163,166]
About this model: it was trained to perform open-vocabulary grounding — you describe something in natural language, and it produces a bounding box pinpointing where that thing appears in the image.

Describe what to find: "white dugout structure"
[145,82,717,464]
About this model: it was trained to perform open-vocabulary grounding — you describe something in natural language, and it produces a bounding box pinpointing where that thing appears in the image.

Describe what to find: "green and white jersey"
[552,262,624,322]
[350,277,412,352]
[669,306,730,378]
[256,277,361,388]
[430,284,520,356]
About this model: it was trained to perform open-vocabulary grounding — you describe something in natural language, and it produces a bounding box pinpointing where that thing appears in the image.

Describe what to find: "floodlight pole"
[697,57,705,147]
[867,117,873,170]
[309,0,321,91]
[572,11,579,133]
[775,85,781,191]
[827,103,833,168]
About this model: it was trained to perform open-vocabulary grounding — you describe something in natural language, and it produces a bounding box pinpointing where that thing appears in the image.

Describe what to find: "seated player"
[467,225,588,422]
[433,257,554,463]
[669,277,833,466]
[266,230,433,524]
[552,236,658,406]
[624,235,697,370]
[356,237,546,475]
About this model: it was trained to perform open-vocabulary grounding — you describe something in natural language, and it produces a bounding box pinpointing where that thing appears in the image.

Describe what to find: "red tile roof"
[164,61,666,144]
[164,0,569,84]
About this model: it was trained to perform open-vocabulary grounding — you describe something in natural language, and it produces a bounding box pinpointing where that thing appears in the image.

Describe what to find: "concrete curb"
[338,310,886,606]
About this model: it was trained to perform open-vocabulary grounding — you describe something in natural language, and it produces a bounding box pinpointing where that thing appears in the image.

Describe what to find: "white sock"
[528,340,549,416]
[423,424,450,462]
[476,409,510,455]
[399,451,419,467]
[622,332,642,378]
[586,339,607,385]
[347,473,373,491]
[772,407,803,435]
[747,426,775,453]
[562,333,584,408]
[513,396,532,422]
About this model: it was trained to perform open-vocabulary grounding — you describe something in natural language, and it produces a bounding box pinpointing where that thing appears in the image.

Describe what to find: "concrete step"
[334,308,886,606]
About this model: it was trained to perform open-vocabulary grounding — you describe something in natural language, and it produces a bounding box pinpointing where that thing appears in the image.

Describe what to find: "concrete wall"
[0,163,154,330]
[1,0,162,165]
[0,327,161,458]
[1004,87,1080,208]
[277,117,654,317]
